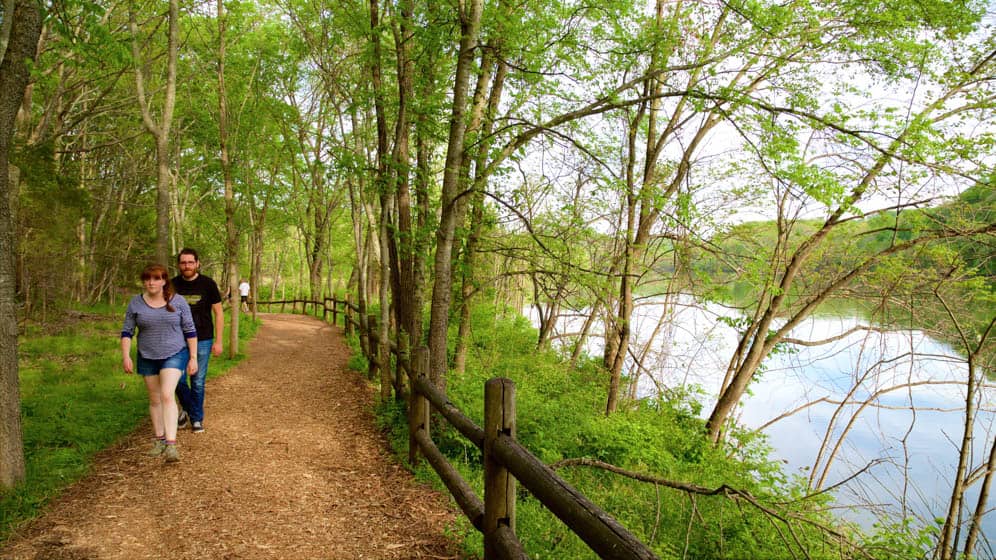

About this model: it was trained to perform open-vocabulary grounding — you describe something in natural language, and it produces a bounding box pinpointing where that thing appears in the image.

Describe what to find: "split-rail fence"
[255,297,658,560]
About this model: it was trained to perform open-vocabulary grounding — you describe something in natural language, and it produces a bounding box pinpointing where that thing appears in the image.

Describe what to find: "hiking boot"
[177,409,189,428]
[147,439,167,456]
[164,444,180,463]
[191,421,204,433]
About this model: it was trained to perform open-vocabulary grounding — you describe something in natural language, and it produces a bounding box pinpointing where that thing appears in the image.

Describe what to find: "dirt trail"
[1,313,462,560]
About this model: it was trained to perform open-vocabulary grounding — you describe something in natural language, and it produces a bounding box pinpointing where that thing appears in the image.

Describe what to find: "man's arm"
[211,301,224,356]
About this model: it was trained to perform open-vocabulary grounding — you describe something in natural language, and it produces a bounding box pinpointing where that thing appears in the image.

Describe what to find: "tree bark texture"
[454,49,506,375]
[131,0,178,265]
[0,0,42,490]
[388,0,417,357]
[216,0,241,357]
[427,0,482,390]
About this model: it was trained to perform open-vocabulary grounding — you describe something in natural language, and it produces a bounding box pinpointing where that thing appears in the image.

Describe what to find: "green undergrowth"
[0,304,260,543]
[361,304,927,560]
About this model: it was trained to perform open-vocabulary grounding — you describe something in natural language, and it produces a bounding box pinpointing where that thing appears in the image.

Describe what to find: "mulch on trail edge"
[1,313,466,560]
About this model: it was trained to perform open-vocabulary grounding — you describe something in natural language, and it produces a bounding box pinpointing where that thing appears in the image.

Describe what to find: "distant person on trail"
[172,248,224,434]
[238,278,250,312]
[120,263,198,463]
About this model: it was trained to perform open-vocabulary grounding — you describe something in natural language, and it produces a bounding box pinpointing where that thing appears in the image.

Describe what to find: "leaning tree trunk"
[452,189,483,375]
[0,0,42,490]
[965,415,996,557]
[453,49,505,375]
[426,0,483,390]
[569,302,600,369]
[941,312,996,559]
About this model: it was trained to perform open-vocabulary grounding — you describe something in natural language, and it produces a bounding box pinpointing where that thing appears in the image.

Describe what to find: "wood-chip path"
[1,313,463,560]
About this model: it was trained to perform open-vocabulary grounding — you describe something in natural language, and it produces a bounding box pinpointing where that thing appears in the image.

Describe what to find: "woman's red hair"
[140,264,176,312]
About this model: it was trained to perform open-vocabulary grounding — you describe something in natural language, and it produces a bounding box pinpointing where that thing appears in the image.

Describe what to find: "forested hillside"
[1,0,994,557]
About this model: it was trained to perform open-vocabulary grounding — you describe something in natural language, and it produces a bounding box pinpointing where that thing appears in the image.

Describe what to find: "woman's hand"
[186,357,198,376]
[122,356,134,374]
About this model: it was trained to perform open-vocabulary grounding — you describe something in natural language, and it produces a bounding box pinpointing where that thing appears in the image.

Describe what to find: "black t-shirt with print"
[170,274,222,340]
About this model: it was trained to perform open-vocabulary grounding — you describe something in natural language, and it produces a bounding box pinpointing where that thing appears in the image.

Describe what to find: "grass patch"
[0,304,260,543]
[364,304,903,559]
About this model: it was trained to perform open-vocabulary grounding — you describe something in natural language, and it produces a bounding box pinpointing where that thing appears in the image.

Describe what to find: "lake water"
[525,296,996,540]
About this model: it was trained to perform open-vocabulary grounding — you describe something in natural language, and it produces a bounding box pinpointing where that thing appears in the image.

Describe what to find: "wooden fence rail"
[255,297,659,560]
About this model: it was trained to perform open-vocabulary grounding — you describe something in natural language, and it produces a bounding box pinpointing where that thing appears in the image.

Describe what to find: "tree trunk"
[569,302,599,369]
[154,135,171,263]
[0,0,42,490]
[346,104,370,355]
[248,166,270,318]
[605,263,632,415]
[409,5,443,351]
[0,0,15,65]
[216,0,240,357]
[964,424,996,557]
[389,0,417,358]
[604,103,642,415]
[367,0,393,401]
[454,50,506,374]
[378,198,392,401]
[940,313,996,559]
[453,185,484,374]
[131,0,178,265]
[426,0,483,390]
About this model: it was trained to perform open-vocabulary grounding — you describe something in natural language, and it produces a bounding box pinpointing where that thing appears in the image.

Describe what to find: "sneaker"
[177,409,189,428]
[191,421,204,433]
[147,439,167,456]
[164,444,180,463]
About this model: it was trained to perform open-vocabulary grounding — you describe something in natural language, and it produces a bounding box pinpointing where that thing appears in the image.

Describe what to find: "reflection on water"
[526,296,995,537]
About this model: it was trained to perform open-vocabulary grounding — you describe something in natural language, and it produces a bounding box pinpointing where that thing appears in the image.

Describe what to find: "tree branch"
[550,457,872,558]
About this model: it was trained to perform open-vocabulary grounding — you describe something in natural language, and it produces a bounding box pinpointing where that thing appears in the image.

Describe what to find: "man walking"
[172,248,223,433]
[238,278,250,312]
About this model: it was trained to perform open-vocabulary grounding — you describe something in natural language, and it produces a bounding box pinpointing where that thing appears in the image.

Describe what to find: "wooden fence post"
[484,378,516,559]
[331,297,339,326]
[408,347,430,465]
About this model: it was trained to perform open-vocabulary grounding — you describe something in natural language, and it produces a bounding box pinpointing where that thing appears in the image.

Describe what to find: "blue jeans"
[177,338,212,422]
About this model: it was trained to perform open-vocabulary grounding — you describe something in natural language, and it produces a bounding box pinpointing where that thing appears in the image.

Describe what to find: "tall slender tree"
[130,0,179,264]
[0,0,42,490]
[216,0,241,356]
[426,0,483,389]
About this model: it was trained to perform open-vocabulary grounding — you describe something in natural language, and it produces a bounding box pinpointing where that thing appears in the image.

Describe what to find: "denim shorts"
[136,347,190,376]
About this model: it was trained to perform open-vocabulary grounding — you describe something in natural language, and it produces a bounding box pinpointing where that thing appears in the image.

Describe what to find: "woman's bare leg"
[159,368,182,441]
[143,375,164,437]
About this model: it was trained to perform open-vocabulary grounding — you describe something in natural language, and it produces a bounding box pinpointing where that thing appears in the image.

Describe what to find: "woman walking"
[121,263,198,462]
